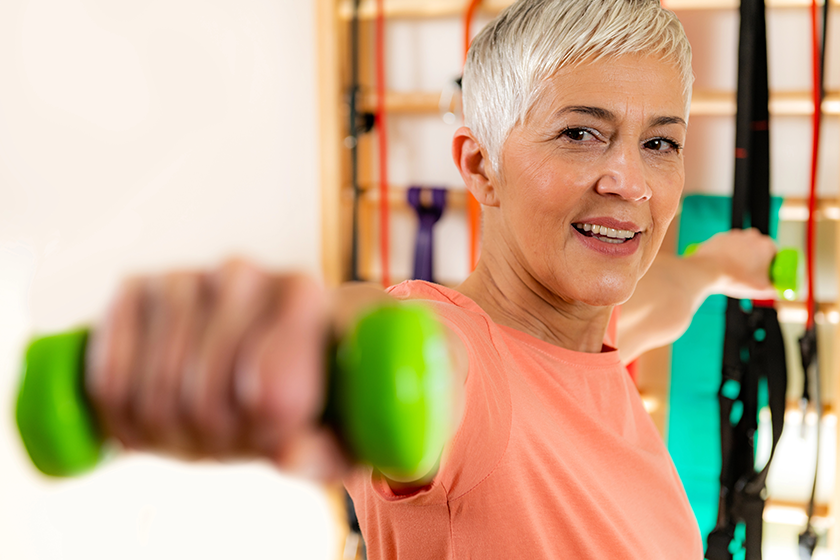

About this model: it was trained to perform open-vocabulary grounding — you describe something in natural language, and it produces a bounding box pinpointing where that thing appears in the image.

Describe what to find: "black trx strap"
[705,0,788,557]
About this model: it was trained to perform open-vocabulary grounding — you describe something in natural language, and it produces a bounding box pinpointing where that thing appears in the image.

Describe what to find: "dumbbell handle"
[16,304,451,480]
[684,244,799,301]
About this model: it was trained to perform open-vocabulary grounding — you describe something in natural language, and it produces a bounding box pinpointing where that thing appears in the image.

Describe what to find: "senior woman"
[343,0,780,556]
[347,0,709,557]
[88,0,779,558]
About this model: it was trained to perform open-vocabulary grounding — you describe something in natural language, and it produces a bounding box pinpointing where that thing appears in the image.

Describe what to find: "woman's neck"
[456,254,613,354]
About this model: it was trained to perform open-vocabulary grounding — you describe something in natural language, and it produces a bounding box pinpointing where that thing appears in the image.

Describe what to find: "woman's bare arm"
[86,262,467,485]
[618,228,778,364]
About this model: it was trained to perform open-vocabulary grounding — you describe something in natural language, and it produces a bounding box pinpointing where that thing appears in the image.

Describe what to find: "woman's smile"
[571,218,643,256]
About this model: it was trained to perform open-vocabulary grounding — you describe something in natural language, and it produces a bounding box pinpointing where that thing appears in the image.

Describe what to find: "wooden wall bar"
[358,89,840,116]
[317,0,347,287]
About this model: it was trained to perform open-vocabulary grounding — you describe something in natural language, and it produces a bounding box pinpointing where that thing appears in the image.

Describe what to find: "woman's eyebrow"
[649,115,687,128]
[554,105,614,121]
[553,106,686,129]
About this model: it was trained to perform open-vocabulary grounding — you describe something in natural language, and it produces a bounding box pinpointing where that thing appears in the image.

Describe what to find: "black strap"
[731,0,770,235]
[819,0,829,104]
[708,304,787,560]
[797,328,821,559]
[706,0,788,557]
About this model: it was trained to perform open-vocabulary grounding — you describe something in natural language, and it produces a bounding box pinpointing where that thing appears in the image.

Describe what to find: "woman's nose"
[594,146,652,202]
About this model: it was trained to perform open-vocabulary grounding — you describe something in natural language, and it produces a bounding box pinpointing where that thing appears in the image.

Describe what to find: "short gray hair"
[462,0,693,174]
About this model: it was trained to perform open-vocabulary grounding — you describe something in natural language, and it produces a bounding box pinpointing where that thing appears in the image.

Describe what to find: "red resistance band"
[805,0,822,329]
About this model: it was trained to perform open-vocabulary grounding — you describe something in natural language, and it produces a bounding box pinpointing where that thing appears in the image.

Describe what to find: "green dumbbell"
[683,244,800,301]
[16,303,451,481]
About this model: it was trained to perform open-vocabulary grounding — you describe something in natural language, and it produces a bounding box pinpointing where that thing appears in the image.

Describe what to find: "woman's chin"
[567,280,637,308]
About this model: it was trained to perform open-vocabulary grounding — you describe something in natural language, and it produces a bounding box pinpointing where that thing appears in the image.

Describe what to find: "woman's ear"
[452,127,500,207]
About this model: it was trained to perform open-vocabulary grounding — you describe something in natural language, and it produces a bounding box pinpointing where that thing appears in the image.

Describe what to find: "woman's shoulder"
[387,281,495,340]
[387,280,478,310]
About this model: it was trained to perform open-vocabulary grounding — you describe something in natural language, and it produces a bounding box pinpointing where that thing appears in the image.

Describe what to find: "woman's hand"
[85,260,387,481]
[688,228,778,301]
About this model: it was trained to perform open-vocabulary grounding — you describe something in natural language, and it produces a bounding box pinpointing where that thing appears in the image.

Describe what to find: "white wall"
[0,1,334,559]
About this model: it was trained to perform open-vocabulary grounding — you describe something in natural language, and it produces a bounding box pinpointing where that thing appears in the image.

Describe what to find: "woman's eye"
[560,128,595,142]
[644,138,681,153]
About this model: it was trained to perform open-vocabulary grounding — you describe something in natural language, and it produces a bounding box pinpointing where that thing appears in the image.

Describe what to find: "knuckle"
[285,273,324,300]
[212,260,274,312]
[218,259,266,289]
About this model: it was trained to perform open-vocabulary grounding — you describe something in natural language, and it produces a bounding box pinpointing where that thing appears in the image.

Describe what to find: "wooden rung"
[785,400,835,417]
[338,0,511,20]
[350,184,469,209]
[764,499,831,520]
[358,90,840,117]
[777,301,840,325]
[691,90,840,117]
[780,198,840,222]
[666,0,837,9]
[359,91,447,114]
[338,0,839,20]
[638,393,838,419]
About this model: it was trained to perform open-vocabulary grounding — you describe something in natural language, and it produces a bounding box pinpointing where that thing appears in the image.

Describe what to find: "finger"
[237,275,328,459]
[133,272,208,455]
[86,277,147,450]
[182,260,276,457]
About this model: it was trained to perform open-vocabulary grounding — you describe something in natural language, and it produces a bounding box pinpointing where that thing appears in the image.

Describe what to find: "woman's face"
[490,53,687,307]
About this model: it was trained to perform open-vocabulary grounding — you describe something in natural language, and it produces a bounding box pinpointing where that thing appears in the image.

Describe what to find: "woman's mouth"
[572,222,639,244]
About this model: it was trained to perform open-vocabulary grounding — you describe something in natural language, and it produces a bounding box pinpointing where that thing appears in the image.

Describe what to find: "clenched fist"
[85,260,385,480]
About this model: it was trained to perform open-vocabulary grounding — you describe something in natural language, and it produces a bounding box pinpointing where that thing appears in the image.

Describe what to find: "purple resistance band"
[407,187,447,283]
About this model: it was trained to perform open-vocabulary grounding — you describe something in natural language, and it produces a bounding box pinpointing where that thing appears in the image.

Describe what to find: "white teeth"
[574,222,637,240]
